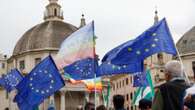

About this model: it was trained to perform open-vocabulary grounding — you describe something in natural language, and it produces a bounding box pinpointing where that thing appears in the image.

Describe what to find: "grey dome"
[13,21,77,55]
[177,26,195,54]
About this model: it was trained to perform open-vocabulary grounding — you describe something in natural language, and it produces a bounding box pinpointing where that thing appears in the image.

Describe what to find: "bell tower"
[44,0,64,21]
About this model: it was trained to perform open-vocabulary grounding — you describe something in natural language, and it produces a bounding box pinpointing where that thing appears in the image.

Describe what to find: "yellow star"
[123,65,127,68]
[136,51,141,55]
[152,33,157,36]
[151,44,156,47]
[154,38,159,42]
[112,65,116,69]
[128,47,132,52]
[145,48,149,52]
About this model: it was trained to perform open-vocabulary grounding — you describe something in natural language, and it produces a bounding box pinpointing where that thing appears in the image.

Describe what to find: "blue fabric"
[133,71,149,87]
[64,58,98,80]
[14,56,65,110]
[105,18,177,65]
[97,61,143,77]
[102,40,134,62]
[0,69,23,92]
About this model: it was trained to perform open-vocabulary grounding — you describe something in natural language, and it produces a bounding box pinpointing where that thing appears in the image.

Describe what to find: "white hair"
[164,60,184,78]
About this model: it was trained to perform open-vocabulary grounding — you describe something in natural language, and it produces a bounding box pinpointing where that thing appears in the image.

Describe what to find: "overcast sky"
[0,0,195,59]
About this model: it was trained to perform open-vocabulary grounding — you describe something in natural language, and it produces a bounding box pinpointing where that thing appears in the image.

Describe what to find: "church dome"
[177,26,195,54]
[13,0,78,55]
[13,21,77,55]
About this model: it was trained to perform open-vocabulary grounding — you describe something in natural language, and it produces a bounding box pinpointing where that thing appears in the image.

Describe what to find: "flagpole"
[92,21,97,110]
[174,46,190,84]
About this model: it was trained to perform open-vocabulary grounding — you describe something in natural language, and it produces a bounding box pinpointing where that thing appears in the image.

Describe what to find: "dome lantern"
[44,0,64,21]
[154,7,159,25]
[79,14,86,28]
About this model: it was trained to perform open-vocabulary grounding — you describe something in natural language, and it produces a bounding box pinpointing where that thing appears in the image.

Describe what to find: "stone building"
[0,53,9,110]
[1,0,99,110]
[0,53,8,76]
[177,26,195,82]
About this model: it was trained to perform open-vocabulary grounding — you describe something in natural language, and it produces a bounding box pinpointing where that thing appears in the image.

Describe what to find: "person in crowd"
[96,105,107,110]
[184,75,195,110]
[84,102,95,110]
[113,94,126,110]
[152,60,190,110]
[139,99,152,110]
[184,94,195,110]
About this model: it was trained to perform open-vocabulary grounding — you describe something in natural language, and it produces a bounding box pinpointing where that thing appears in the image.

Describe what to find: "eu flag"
[0,69,23,92]
[107,18,177,65]
[97,61,143,77]
[14,56,65,110]
[102,40,134,62]
[133,71,149,87]
[64,58,98,80]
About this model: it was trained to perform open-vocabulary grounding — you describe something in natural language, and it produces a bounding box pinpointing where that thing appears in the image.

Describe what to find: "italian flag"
[132,69,154,105]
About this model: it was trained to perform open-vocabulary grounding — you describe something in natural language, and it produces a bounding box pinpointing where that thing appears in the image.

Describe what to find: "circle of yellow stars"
[29,70,55,94]
[127,32,159,55]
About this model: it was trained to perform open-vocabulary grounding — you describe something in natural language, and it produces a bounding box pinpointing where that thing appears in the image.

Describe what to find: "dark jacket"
[152,79,189,110]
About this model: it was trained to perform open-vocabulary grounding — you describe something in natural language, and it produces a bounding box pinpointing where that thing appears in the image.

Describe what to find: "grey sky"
[0,0,195,59]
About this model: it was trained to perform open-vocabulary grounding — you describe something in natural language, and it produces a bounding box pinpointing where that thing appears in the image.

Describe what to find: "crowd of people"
[78,60,195,110]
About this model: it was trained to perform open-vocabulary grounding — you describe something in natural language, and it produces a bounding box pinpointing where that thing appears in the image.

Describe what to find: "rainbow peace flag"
[83,78,103,92]
[55,21,95,70]
[64,74,102,91]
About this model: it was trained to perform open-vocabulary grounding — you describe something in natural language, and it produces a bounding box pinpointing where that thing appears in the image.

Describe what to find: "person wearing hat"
[152,60,190,110]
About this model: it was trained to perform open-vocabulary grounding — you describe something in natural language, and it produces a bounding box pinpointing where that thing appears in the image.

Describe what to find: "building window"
[130,92,133,100]
[123,80,125,87]
[160,69,164,72]
[192,61,195,79]
[35,58,41,65]
[6,91,8,99]
[54,8,57,16]
[131,106,133,110]
[157,53,164,64]
[183,40,187,44]
[117,82,119,89]
[113,84,115,91]
[126,78,129,85]
[120,81,122,88]
[126,94,129,101]
[4,107,9,110]
[1,63,5,69]
[19,60,25,70]
[130,76,132,84]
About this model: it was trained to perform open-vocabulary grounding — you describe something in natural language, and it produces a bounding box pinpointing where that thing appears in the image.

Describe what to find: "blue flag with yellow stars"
[0,69,23,92]
[102,40,134,62]
[133,71,149,87]
[64,58,98,80]
[97,61,143,77]
[14,55,65,110]
[105,18,177,65]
